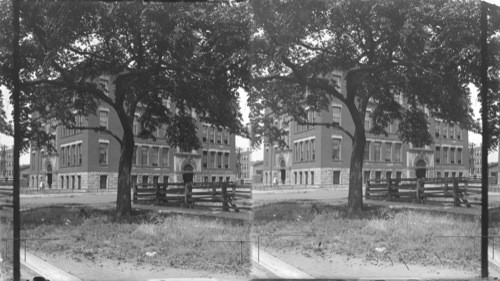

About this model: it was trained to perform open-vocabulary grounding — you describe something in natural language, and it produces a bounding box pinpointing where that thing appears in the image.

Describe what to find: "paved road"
[13,188,500,209]
[20,192,117,208]
[253,188,348,205]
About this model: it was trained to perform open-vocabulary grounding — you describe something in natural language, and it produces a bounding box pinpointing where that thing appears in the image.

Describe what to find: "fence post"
[184,183,192,208]
[133,183,137,204]
[387,178,392,200]
[417,178,425,202]
[464,178,469,196]
[222,182,229,211]
[453,178,460,207]
[164,181,168,203]
[365,180,370,199]
[155,182,160,205]
[444,178,449,197]
[211,182,216,201]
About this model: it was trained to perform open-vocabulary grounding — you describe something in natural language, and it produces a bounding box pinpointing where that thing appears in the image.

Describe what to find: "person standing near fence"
[39,180,45,190]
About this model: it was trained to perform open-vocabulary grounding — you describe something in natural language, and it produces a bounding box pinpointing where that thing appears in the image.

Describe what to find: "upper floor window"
[152,147,159,166]
[332,138,341,160]
[332,105,341,125]
[99,142,108,165]
[99,110,108,129]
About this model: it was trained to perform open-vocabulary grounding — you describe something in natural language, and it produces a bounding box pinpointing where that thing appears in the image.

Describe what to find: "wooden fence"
[133,182,252,212]
[366,177,482,207]
[0,187,13,208]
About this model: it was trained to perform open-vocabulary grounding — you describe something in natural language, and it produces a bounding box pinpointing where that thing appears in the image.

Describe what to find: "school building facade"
[262,74,470,187]
[29,75,237,190]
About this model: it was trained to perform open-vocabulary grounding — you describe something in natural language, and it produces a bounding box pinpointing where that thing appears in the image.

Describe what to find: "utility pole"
[480,1,489,278]
[12,0,21,279]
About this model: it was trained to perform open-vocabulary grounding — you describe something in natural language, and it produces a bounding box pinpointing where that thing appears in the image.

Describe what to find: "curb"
[251,245,313,279]
[20,250,81,281]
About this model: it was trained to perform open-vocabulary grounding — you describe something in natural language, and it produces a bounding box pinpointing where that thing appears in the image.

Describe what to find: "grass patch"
[20,206,250,276]
[254,201,481,270]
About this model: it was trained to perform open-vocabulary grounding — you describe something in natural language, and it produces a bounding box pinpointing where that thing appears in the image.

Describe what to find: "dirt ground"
[264,247,482,280]
[34,251,249,281]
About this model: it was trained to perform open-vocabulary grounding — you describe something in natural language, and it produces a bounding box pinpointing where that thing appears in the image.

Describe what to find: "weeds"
[21,206,250,276]
[254,201,481,270]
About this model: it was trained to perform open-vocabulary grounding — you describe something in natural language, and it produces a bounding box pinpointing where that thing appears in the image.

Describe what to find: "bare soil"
[34,251,249,281]
[264,247,481,279]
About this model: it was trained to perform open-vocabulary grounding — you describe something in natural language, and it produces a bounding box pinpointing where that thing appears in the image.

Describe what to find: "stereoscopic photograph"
[0,0,500,281]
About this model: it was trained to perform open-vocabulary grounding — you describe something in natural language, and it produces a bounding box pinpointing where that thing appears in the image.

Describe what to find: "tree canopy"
[250,0,500,212]
[0,1,250,216]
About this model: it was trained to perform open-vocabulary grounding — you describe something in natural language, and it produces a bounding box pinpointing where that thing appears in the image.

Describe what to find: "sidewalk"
[20,249,81,281]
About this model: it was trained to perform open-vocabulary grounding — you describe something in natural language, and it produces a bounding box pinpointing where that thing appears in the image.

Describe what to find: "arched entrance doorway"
[182,164,194,183]
[46,162,52,188]
[415,159,426,178]
[279,159,286,184]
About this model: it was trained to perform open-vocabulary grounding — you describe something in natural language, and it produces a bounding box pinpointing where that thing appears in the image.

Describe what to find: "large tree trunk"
[347,125,366,214]
[116,113,135,217]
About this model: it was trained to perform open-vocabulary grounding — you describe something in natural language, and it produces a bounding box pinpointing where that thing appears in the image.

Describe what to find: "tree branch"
[297,121,354,142]
[66,125,123,146]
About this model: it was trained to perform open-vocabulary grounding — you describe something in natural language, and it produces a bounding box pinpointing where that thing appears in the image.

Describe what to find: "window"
[73,145,77,166]
[443,147,448,164]
[67,147,71,166]
[142,175,149,184]
[294,172,297,184]
[217,152,222,169]
[77,143,82,165]
[202,126,208,142]
[142,146,148,166]
[99,110,108,129]
[203,151,208,168]
[99,142,108,165]
[311,140,315,161]
[386,171,392,179]
[211,127,215,143]
[217,128,222,144]
[364,171,371,183]
[299,172,302,184]
[457,148,462,164]
[72,176,75,189]
[305,172,308,185]
[442,123,447,138]
[219,176,223,182]
[374,142,381,162]
[395,143,402,162]
[211,151,216,168]
[162,147,169,166]
[61,176,64,188]
[163,176,169,184]
[444,172,449,178]
[385,143,392,162]
[435,123,440,138]
[364,115,371,131]
[66,176,69,189]
[435,146,441,163]
[457,128,462,140]
[224,131,229,145]
[436,172,441,178]
[364,141,371,161]
[133,116,139,136]
[450,125,454,139]
[375,171,381,179]
[305,140,310,161]
[450,147,455,164]
[332,138,341,160]
[311,172,314,185]
[224,153,230,169]
[78,176,81,189]
[396,171,402,179]
[332,106,341,125]
[152,147,159,166]
[333,171,340,184]
[294,143,298,162]
[300,142,304,161]
[133,146,137,165]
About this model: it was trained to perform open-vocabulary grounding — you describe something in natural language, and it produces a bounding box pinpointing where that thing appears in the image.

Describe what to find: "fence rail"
[366,177,482,207]
[133,181,252,212]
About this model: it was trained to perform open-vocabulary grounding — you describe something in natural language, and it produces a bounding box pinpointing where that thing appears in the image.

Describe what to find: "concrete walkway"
[251,245,313,279]
[20,249,81,281]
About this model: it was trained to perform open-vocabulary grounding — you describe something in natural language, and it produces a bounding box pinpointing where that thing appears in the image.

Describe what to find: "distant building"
[263,71,470,186]
[470,143,482,178]
[29,74,238,190]
[252,160,263,183]
[0,146,13,180]
[239,148,252,180]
